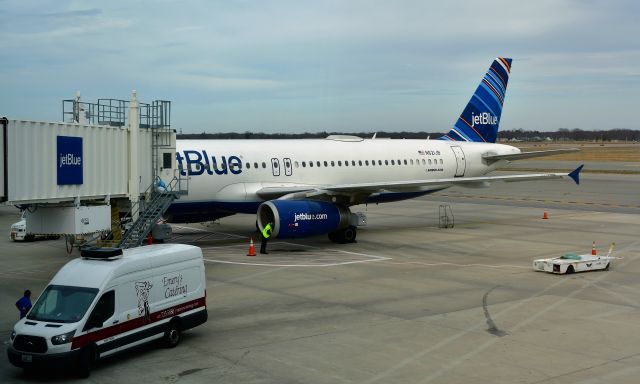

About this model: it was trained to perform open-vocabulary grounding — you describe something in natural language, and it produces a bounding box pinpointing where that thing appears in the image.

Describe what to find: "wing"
[256,165,584,201]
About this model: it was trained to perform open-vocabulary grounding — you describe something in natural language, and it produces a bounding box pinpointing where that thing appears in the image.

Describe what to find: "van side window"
[84,290,115,331]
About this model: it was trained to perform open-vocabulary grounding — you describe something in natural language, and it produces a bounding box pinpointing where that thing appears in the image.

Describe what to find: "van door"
[82,290,118,352]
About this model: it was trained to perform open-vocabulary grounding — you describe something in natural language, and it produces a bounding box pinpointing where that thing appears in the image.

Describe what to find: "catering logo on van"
[57,136,83,185]
[163,273,187,298]
[135,281,153,323]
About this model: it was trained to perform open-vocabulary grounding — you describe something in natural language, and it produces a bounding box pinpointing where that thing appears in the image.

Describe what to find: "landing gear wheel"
[164,321,181,348]
[328,226,357,244]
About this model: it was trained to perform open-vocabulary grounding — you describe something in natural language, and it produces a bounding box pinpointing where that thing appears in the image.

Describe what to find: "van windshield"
[27,284,99,323]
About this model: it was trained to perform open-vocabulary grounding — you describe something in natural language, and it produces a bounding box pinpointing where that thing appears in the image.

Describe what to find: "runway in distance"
[166,57,583,243]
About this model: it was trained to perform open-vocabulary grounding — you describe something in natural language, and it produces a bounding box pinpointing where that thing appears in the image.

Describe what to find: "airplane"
[165,57,582,243]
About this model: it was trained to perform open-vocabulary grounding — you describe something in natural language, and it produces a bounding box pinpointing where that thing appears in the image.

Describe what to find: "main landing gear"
[328,225,357,244]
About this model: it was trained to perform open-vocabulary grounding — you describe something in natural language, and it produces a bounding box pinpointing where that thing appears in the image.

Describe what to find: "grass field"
[510,142,640,162]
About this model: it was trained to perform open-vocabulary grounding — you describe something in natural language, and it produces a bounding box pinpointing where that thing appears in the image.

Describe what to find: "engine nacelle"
[257,200,351,239]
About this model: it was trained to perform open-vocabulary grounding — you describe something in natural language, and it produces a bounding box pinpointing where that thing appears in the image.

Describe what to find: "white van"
[7,244,207,377]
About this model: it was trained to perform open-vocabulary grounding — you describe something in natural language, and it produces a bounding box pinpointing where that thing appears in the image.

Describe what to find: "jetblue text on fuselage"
[177,150,242,176]
[470,112,497,127]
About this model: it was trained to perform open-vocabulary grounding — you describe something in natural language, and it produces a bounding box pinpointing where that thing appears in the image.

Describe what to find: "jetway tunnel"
[0,92,186,248]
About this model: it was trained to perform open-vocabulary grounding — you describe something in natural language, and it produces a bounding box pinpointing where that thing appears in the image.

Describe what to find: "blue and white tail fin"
[440,57,512,143]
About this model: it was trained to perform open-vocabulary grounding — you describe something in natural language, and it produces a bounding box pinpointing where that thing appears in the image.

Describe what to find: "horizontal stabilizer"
[483,148,579,162]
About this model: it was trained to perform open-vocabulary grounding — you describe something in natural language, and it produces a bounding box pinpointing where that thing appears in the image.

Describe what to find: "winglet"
[568,164,584,185]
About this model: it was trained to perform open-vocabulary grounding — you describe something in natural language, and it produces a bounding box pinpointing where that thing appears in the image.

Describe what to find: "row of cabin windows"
[242,158,444,169]
[192,158,445,171]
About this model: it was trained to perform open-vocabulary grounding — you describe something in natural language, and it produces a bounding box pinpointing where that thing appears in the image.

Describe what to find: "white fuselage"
[168,138,519,221]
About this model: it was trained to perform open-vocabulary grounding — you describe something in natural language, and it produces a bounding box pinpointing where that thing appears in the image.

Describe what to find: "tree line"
[177,129,640,142]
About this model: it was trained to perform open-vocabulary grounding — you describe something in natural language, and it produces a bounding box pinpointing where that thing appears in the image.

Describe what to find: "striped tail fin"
[440,57,512,143]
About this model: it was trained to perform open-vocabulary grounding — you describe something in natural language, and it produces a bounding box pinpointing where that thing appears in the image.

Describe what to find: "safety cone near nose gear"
[542,211,549,220]
[247,238,256,256]
[592,241,597,256]
[147,233,153,245]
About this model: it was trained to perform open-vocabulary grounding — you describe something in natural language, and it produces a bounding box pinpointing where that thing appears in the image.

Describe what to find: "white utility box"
[25,205,111,235]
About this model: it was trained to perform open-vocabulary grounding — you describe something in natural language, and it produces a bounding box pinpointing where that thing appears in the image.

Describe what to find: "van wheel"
[77,346,97,378]
[164,321,181,348]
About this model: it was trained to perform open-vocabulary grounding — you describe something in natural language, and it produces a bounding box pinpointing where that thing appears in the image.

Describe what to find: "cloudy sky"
[1,0,638,133]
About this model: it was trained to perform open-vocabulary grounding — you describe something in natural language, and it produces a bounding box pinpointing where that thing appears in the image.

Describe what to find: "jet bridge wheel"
[328,225,357,244]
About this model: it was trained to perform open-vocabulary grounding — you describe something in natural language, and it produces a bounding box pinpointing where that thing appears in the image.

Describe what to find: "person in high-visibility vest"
[260,222,273,254]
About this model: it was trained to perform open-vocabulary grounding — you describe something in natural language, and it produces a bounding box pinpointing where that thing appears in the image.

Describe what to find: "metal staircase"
[117,176,183,249]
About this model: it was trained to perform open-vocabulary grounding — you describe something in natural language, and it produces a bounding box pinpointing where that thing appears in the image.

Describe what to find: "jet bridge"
[1,91,186,248]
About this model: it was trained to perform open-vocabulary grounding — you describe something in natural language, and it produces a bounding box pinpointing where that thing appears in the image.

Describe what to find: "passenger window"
[331,161,335,167]
[254,162,258,168]
[365,160,369,166]
[344,161,348,167]
[294,161,299,168]
[359,160,363,166]
[246,163,251,169]
[428,159,432,165]
[391,160,395,165]
[410,159,414,165]
[262,162,266,168]
[440,159,443,164]
[378,160,382,165]
[309,162,313,167]
[404,160,408,165]
[352,160,356,166]
[317,161,321,167]
[324,161,328,167]
[338,161,342,166]
[302,162,306,168]
[84,290,115,331]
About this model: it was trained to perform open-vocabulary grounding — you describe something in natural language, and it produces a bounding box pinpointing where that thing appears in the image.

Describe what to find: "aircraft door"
[451,146,466,177]
[283,158,293,176]
[271,158,281,176]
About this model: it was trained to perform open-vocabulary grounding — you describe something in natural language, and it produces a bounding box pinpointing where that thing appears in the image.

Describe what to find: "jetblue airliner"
[165,58,582,243]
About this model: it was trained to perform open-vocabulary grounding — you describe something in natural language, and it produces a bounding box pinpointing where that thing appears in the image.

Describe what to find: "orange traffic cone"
[591,241,597,255]
[247,238,256,256]
[542,211,549,220]
[147,233,153,245]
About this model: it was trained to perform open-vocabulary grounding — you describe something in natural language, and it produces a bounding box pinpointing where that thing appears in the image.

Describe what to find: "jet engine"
[257,200,358,243]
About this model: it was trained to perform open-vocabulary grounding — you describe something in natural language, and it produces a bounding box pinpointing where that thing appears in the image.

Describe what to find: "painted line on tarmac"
[381,260,530,270]
[202,241,391,267]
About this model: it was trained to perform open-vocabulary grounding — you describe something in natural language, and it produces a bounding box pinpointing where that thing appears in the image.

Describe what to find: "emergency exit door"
[450,146,466,177]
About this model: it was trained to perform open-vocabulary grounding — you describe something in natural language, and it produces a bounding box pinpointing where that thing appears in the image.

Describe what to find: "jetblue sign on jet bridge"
[57,136,83,185]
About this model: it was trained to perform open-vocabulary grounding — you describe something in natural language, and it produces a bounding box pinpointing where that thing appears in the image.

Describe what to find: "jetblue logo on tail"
[440,57,512,143]
[471,112,497,127]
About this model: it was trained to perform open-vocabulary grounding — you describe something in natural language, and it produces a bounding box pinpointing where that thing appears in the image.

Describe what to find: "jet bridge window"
[163,152,172,169]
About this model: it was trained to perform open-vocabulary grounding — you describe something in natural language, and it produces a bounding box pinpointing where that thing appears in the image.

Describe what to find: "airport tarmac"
[1,170,639,383]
